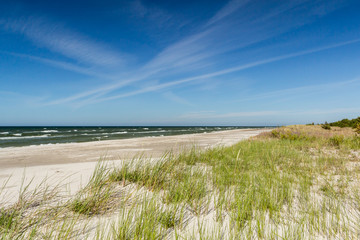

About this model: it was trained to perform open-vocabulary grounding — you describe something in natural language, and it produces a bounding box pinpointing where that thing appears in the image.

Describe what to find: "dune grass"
[1,125,360,239]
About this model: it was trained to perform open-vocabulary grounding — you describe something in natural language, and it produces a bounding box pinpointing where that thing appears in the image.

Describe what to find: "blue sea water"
[0,126,265,148]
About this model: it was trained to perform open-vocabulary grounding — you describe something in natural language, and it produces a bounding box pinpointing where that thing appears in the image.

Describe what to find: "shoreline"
[0,128,269,169]
[0,128,270,206]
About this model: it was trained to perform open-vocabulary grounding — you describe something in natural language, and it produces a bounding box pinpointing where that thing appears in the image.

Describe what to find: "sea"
[0,126,265,148]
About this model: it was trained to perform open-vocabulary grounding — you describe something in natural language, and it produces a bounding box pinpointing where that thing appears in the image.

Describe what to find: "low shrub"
[321,124,331,130]
[329,116,360,128]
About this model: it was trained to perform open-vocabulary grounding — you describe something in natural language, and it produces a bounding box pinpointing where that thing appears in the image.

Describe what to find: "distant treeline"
[328,117,360,128]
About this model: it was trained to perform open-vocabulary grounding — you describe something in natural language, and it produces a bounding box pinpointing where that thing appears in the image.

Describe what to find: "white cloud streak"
[206,0,250,26]
[81,38,360,104]
[1,17,124,67]
[4,52,114,79]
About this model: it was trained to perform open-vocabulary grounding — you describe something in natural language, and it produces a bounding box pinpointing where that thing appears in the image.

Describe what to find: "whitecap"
[0,134,50,140]
[0,132,9,135]
[84,132,128,136]
[134,130,166,134]
[41,130,58,133]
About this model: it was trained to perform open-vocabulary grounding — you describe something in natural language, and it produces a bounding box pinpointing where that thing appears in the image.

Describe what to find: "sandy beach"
[0,128,268,205]
[1,126,359,239]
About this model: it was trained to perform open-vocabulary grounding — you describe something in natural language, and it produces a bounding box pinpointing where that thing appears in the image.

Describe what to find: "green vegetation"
[356,123,360,135]
[70,163,114,215]
[0,209,19,233]
[321,121,331,130]
[328,116,360,128]
[1,125,360,239]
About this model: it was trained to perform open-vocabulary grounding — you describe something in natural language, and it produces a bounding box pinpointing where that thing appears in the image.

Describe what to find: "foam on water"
[134,130,167,134]
[41,130,59,133]
[0,134,50,140]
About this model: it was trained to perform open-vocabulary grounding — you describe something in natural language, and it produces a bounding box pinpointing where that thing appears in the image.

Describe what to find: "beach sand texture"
[0,128,269,205]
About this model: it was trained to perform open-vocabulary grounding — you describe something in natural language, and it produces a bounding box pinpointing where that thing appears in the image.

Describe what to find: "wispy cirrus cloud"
[75,38,360,105]
[206,0,250,26]
[4,52,114,79]
[1,16,125,67]
[62,0,347,105]
[1,0,351,108]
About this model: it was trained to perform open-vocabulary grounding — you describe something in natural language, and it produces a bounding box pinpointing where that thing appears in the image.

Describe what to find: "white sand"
[0,129,269,206]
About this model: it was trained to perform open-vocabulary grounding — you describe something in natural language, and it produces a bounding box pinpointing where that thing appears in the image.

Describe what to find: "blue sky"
[1,0,360,126]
